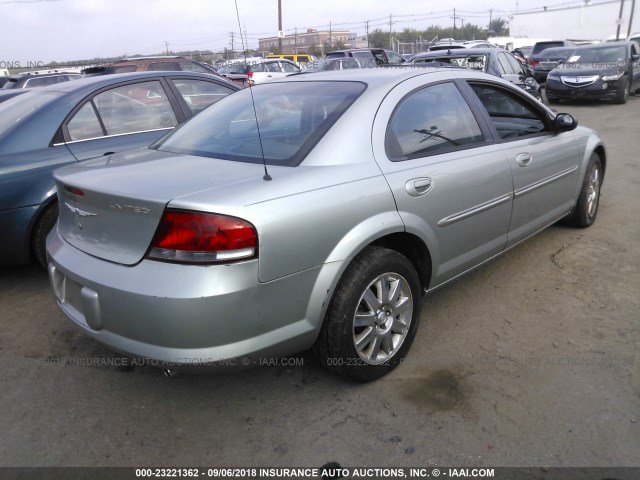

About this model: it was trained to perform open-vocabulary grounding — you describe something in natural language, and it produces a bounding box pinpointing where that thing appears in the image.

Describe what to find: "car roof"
[270,66,477,88]
[414,48,501,58]
[29,71,237,95]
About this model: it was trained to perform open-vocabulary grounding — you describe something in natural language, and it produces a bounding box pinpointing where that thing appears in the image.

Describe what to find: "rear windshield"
[538,48,572,59]
[0,91,60,139]
[532,42,566,55]
[153,81,366,167]
[413,54,487,71]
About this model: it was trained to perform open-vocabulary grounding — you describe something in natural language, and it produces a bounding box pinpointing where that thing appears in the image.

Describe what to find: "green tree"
[488,18,508,36]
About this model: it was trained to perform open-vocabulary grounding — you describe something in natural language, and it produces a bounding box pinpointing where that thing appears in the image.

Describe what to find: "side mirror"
[555,113,577,132]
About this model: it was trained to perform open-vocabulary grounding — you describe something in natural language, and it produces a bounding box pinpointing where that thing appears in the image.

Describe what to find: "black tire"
[566,153,602,228]
[313,246,423,382]
[32,202,58,269]
[613,77,629,104]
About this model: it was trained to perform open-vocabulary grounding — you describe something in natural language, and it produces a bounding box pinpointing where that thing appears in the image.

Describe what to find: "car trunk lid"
[54,148,265,265]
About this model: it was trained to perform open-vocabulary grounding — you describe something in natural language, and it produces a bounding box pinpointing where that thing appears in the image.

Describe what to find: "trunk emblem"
[109,203,151,214]
[65,202,97,217]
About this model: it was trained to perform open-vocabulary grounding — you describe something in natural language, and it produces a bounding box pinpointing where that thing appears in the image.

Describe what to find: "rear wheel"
[566,153,602,228]
[314,246,423,382]
[32,202,58,269]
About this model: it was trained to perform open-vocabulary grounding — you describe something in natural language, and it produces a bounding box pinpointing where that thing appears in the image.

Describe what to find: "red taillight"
[147,210,257,264]
[63,185,85,196]
[247,70,253,78]
[529,59,539,67]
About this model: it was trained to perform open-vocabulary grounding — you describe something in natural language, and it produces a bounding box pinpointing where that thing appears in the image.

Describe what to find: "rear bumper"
[47,230,343,367]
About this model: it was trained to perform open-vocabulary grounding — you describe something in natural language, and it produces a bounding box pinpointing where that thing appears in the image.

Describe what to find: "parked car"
[48,68,605,382]
[528,46,574,83]
[0,71,239,268]
[0,76,10,88]
[326,48,405,65]
[265,53,315,66]
[226,58,301,84]
[530,40,576,57]
[409,48,542,100]
[545,42,640,104]
[1,71,82,89]
[304,57,368,72]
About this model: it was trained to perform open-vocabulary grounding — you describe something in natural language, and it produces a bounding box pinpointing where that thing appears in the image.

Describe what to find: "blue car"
[0,71,239,267]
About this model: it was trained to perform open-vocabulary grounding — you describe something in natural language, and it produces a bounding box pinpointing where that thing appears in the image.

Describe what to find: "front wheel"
[613,77,629,104]
[566,153,602,228]
[314,247,423,382]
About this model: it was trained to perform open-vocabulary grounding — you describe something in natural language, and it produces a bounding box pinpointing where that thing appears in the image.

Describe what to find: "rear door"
[63,79,183,161]
[372,78,513,286]
[466,81,581,246]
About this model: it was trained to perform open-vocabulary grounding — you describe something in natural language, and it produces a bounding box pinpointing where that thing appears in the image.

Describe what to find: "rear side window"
[111,65,137,73]
[154,81,366,166]
[91,80,178,135]
[386,82,484,160]
[148,62,181,71]
[67,102,104,141]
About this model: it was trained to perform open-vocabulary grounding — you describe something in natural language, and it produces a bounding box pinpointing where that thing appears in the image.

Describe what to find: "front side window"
[469,83,546,140]
[154,81,365,166]
[386,82,485,160]
[171,79,235,114]
[92,81,177,136]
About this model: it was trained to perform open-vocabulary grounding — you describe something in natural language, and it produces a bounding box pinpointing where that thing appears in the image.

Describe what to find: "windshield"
[565,46,626,64]
[153,81,366,167]
[0,91,60,139]
[412,55,488,71]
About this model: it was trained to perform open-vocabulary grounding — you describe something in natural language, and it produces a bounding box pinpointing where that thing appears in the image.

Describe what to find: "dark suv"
[325,48,405,66]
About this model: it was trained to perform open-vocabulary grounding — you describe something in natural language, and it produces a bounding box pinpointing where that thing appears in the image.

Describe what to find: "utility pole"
[389,14,393,50]
[453,8,456,38]
[229,32,235,57]
[366,20,370,47]
[489,9,493,28]
[278,0,283,54]
[627,0,636,38]
[294,27,298,53]
[165,41,169,55]
[615,0,625,40]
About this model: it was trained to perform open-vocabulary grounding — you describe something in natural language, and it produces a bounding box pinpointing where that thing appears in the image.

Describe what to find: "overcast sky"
[0,0,595,63]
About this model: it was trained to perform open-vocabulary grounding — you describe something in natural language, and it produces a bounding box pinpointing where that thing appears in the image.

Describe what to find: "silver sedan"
[47,68,605,382]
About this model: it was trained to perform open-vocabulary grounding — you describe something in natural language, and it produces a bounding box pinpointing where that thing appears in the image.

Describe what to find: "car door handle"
[516,153,532,167]
[405,178,433,197]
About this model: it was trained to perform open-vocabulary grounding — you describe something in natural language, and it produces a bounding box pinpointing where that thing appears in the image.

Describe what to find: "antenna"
[234,0,272,181]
